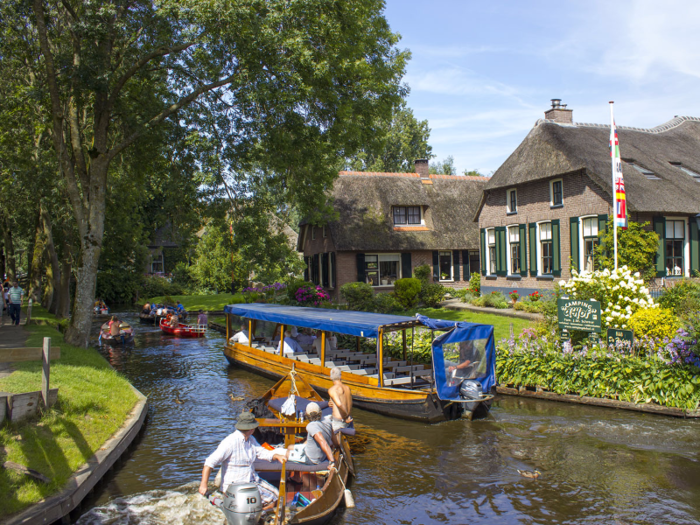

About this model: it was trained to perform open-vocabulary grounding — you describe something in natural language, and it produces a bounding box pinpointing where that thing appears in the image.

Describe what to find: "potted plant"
[509,290,519,305]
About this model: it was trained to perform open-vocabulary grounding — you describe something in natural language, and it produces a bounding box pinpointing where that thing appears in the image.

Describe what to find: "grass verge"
[0,308,139,517]
[146,293,237,312]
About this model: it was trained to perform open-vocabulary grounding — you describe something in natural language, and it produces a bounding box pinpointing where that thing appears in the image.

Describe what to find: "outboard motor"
[210,483,262,525]
[459,379,484,401]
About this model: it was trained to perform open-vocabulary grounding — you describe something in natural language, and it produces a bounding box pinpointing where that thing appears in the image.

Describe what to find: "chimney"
[414,158,430,179]
[544,98,573,124]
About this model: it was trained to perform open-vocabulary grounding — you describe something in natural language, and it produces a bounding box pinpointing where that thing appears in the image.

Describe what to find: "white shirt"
[230,330,249,344]
[313,337,331,354]
[279,337,301,355]
[204,430,275,491]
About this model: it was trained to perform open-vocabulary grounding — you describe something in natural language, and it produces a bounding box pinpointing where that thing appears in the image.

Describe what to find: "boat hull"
[160,320,206,338]
[100,333,134,345]
[223,344,474,423]
[138,313,155,324]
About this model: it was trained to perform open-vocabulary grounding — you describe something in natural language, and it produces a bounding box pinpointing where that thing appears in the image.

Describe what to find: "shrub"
[284,278,315,303]
[140,275,185,299]
[473,291,509,309]
[294,285,330,307]
[509,290,519,302]
[628,308,681,340]
[414,264,431,283]
[340,282,375,312]
[393,278,421,309]
[171,262,194,289]
[528,291,543,302]
[659,280,700,316]
[374,292,401,314]
[594,219,660,281]
[469,272,481,294]
[419,282,446,308]
[559,266,657,331]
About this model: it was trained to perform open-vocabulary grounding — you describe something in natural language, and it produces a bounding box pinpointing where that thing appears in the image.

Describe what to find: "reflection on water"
[81,312,700,524]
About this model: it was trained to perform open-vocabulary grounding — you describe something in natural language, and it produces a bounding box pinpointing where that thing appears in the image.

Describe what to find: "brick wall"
[478,170,611,293]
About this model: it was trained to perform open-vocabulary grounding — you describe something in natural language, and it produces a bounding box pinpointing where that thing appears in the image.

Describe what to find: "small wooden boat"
[211,368,354,525]
[99,321,134,345]
[159,318,206,338]
[138,312,156,324]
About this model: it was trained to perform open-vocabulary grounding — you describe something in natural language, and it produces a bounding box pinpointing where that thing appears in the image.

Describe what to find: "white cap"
[306,402,321,415]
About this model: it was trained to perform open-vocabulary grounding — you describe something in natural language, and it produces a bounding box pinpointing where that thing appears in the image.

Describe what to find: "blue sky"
[384,0,700,174]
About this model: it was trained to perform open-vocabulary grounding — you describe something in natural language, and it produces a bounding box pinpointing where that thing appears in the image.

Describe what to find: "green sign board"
[607,329,634,347]
[559,328,570,341]
[557,298,602,333]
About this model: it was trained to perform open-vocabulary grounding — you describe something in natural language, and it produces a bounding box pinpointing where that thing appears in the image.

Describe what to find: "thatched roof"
[482,116,700,215]
[323,171,488,251]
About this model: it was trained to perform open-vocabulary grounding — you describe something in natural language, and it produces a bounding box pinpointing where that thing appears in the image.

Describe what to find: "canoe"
[138,313,156,324]
[211,368,354,525]
[99,321,134,345]
[159,318,206,338]
[222,304,496,423]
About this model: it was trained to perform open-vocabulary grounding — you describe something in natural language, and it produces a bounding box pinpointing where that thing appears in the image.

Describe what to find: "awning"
[223,303,421,338]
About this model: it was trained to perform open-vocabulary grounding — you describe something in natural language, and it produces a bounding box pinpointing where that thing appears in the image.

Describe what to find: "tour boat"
[99,321,134,345]
[222,304,496,423]
[159,318,206,338]
[210,368,354,525]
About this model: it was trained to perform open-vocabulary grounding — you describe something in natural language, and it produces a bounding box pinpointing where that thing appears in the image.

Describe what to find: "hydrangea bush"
[558,266,657,331]
[294,285,330,306]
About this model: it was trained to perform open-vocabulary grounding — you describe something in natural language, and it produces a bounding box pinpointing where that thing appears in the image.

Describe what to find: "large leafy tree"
[23,0,407,346]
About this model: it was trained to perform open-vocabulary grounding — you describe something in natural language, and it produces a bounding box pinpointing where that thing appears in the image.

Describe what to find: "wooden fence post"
[42,337,51,408]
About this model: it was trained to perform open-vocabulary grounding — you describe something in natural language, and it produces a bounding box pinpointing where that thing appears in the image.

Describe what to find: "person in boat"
[294,327,315,347]
[109,316,121,337]
[230,325,249,344]
[327,367,353,448]
[198,411,287,511]
[286,403,335,467]
[176,301,186,315]
[447,340,479,377]
[169,313,179,328]
[279,330,303,355]
[197,309,208,326]
[312,330,331,355]
[141,303,151,315]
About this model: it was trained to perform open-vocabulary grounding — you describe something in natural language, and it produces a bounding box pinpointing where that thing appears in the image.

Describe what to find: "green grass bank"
[0,306,139,517]
[146,293,238,312]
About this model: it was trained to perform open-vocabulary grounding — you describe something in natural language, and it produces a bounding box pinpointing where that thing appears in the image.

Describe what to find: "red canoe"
[159,318,206,338]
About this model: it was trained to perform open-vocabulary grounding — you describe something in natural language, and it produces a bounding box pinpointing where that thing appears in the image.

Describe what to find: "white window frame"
[507,189,517,214]
[485,228,496,276]
[536,221,553,276]
[506,225,520,276]
[438,251,454,282]
[664,216,689,277]
[392,206,423,226]
[311,226,316,240]
[364,253,402,287]
[550,179,563,207]
[578,216,599,273]
[151,253,164,274]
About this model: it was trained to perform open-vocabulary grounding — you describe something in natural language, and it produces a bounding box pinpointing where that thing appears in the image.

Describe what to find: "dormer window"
[670,162,700,182]
[625,160,660,180]
[393,206,421,225]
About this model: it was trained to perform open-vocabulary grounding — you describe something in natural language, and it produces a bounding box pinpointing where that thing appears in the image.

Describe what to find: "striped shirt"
[204,430,275,491]
[8,286,24,304]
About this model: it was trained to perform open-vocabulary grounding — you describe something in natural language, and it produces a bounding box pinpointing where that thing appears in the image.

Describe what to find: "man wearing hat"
[285,402,335,467]
[198,411,287,510]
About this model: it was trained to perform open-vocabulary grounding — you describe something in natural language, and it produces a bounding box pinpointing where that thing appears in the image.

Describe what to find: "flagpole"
[610,101,618,270]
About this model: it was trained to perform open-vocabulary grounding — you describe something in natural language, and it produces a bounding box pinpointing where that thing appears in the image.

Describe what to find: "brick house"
[475,100,700,295]
[298,160,487,300]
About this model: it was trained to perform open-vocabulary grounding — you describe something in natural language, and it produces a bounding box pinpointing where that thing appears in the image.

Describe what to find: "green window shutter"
[570,216,580,273]
[690,220,699,275]
[432,251,440,281]
[495,227,506,276]
[552,219,561,277]
[462,250,470,281]
[653,216,666,277]
[480,229,486,276]
[356,253,366,283]
[322,253,329,287]
[303,257,309,281]
[452,250,460,281]
[401,252,412,278]
[331,252,337,288]
[519,224,528,277]
[528,223,537,277]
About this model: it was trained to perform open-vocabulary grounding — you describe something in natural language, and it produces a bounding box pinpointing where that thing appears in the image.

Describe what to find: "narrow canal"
[78,312,700,524]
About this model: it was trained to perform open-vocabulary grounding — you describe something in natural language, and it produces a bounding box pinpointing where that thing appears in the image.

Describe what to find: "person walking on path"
[7,281,24,326]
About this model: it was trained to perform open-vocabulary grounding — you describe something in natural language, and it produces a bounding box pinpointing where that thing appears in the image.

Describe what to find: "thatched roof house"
[476,99,700,295]
[299,160,488,298]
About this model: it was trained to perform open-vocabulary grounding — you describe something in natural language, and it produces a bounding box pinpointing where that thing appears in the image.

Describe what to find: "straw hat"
[235,411,259,431]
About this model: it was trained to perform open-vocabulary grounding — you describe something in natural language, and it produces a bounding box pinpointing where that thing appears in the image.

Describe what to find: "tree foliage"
[594,220,660,281]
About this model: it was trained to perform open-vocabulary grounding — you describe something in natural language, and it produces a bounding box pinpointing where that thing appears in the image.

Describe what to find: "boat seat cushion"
[254,459,330,472]
[268,397,329,414]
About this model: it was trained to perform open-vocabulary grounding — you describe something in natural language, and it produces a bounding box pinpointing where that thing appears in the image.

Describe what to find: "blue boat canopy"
[223,303,420,338]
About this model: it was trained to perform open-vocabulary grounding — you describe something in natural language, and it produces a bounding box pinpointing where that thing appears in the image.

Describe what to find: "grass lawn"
[0,307,139,517]
[146,293,238,312]
[396,307,533,342]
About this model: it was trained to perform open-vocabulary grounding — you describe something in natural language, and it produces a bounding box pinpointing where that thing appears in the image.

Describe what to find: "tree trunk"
[65,239,101,346]
[57,238,72,319]
[2,217,16,281]
[0,238,5,282]
[28,210,45,303]
[41,206,62,314]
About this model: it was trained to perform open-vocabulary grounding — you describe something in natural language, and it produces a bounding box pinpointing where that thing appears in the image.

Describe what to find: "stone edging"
[496,386,700,418]
[0,388,148,525]
[441,299,543,321]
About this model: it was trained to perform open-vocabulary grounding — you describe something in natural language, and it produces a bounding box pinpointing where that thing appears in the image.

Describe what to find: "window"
[151,254,164,274]
[311,226,316,240]
[364,254,401,286]
[627,161,660,180]
[666,220,685,276]
[539,222,553,275]
[582,217,598,272]
[507,189,517,214]
[550,179,563,206]
[671,162,700,182]
[322,225,327,238]
[507,226,520,275]
[439,251,453,281]
[393,206,421,225]
[487,228,496,275]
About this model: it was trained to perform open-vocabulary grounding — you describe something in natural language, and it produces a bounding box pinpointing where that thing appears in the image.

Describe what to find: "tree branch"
[107,72,236,162]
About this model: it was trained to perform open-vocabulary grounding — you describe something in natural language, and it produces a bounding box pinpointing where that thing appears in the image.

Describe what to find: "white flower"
[559,280,566,287]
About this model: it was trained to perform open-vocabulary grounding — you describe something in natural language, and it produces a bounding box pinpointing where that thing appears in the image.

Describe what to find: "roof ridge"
[534,115,700,134]
[339,171,488,181]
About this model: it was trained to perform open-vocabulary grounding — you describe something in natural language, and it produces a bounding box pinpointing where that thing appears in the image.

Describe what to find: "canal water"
[78,312,700,524]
